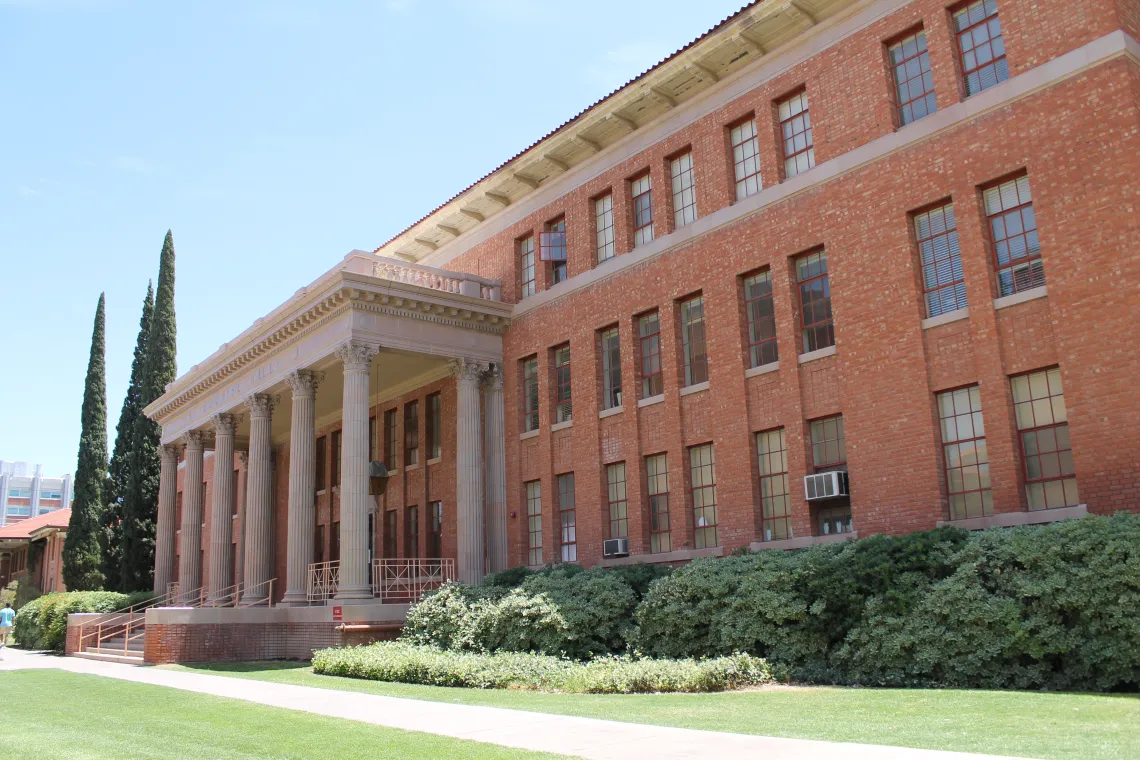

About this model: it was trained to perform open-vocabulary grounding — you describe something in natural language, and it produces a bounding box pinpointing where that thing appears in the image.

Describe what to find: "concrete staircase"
[74,630,145,664]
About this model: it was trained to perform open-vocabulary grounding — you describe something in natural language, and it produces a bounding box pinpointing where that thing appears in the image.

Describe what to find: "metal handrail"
[371,558,456,603]
[76,588,177,653]
[306,561,340,604]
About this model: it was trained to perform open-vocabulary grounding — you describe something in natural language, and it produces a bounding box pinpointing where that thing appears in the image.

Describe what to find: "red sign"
[332,605,343,622]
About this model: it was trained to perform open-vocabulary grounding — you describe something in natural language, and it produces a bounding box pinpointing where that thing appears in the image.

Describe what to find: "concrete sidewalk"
[1,648,1021,760]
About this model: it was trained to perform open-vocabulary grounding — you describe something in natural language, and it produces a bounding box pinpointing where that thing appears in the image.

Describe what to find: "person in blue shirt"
[0,602,15,649]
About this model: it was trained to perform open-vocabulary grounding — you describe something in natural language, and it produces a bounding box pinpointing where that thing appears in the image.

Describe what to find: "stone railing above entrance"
[371,256,502,302]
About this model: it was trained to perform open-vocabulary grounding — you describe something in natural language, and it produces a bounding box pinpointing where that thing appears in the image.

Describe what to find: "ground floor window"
[558,473,576,562]
[526,481,543,565]
[688,444,718,549]
[1011,367,1079,510]
[646,454,670,553]
[937,385,993,520]
[606,463,628,539]
[757,428,791,541]
[428,501,442,559]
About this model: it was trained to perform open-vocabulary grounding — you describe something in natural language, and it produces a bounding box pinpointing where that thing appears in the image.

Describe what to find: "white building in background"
[0,461,73,526]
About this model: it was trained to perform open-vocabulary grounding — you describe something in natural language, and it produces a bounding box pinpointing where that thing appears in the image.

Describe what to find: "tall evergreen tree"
[121,231,178,591]
[101,281,153,590]
[63,293,109,591]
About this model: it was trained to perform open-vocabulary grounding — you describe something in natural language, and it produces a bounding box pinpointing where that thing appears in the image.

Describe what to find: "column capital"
[335,341,377,372]
[183,429,207,451]
[286,369,325,398]
[245,392,277,418]
[451,357,488,387]
[482,362,504,391]
[212,413,240,436]
[160,444,181,464]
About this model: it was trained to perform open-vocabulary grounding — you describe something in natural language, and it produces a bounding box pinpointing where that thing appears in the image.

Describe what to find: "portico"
[142,251,511,609]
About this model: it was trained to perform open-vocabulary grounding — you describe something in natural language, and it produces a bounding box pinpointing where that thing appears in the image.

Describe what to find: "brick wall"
[143,622,399,665]
[429,1,1140,567]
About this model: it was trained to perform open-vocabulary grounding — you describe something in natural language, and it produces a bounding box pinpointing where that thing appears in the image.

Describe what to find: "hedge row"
[312,641,775,693]
[403,514,1140,691]
[13,590,153,651]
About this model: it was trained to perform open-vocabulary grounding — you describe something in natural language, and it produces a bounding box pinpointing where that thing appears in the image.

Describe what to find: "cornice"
[144,262,511,424]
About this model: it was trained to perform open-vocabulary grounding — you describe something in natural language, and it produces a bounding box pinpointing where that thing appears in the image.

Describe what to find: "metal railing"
[305,558,456,604]
[371,558,456,603]
[76,587,181,657]
[306,561,341,604]
[201,577,276,608]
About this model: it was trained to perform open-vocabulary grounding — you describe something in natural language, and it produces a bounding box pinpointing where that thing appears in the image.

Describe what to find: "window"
[938,386,993,520]
[404,401,419,466]
[743,271,777,368]
[331,520,340,563]
[557,473,576,562]
[406,505,419,558]
[757,429,792,541]
[369,415,377,462]
[889,29,936,126]
[523,357,540,432]
[315,436,327,491]
[646,454,671,553]
[810,415,846,469]
[543,217,568,285]
[8,488,31,499]
[689,444,718,549]
[427,392,442,460]
[1012,368,1079,510]
[526,481,543,565]
[797,250,834,352]
[730,117,762,200]
[607,463,628,539]
[778,90,814,177]
[599,327,622,410]
[915,202,966,317]
[383,409,399,470]
[954,0,1007,96]
[680,295,708,387]
[428,501,443,559]
[638,312,664,398]
[175,492,183,534]
[231,470,240,516]
[383,509,397,558]
[985,175,1043,296]
[7,506,30,517]
[553,345,572,424]
[41,489,62,500]
[631,173,654,246]
[331,430,342,487]
[670,152,697,228]
[595,194,615,263]
[519,235,536,298]
[315,524,325,563]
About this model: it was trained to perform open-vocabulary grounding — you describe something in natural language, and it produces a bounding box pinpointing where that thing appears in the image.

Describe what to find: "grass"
[3,670,569,760]
[169,661,1140,760]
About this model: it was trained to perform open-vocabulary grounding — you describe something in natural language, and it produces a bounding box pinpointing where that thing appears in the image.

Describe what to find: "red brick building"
[143,0,1139,607]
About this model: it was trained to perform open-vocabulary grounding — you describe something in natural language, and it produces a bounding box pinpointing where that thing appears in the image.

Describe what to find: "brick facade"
[143,622,398,665]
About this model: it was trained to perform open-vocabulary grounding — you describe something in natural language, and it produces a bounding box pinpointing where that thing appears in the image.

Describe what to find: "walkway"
[1,648,1019,760]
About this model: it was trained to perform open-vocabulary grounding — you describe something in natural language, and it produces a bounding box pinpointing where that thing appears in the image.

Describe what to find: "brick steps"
[73,650,145,665]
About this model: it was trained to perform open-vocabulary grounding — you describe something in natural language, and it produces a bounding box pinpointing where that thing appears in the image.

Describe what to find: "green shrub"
[13,590,153,651]
[312,641,775,693]
[636,514,1140,691]
[0,581,16,608]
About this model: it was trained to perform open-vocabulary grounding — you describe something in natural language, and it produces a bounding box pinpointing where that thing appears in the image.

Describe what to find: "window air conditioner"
[602,538,629,557]
[804,471,849,501]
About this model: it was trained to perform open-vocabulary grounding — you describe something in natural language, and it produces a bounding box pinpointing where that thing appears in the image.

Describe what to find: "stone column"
[281,369,324,606]
[206,413,238,603]
[178,430,206,600]
[483,364,508,574]
[241,393,276,605]
[455,358,486,583]
[334,341,377,600]
[153,444,180,594]
[234,450,248,590]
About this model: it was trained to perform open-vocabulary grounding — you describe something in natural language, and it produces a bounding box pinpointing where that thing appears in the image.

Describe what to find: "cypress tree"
[121,231,178,591]
[102,281,153,591]
[63,293,109,591]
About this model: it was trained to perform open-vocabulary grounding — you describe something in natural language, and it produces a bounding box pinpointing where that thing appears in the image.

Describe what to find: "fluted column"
[455,358,486,583]
[335,341,377,600]
[234,450,248,591]
[281,369,324,606]
[483,364,508,574]
[153,444,180,594]
[206,414,239,603]
[241,393,276,605]
[178,430,206,600]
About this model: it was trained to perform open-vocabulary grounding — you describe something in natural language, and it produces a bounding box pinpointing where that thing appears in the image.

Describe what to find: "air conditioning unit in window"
[804,471,849,501]
[603,538,629,557]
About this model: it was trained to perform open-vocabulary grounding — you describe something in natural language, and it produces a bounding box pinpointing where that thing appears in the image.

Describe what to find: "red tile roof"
[0,508,70,540]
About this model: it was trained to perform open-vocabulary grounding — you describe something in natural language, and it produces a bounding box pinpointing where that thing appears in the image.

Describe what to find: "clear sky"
[0,0,746,478]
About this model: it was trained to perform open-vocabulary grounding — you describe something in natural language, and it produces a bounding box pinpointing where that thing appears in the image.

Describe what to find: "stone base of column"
[239,591,268,606]
[333,584,373,601]
[205,592,235,606]
[278,591,309,607]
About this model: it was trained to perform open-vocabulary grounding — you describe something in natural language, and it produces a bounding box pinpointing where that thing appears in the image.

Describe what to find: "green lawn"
[3,670,568,760]
[170,661,1140,760]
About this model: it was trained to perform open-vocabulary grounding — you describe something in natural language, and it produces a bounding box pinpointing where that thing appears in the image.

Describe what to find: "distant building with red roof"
[0,507,71,595]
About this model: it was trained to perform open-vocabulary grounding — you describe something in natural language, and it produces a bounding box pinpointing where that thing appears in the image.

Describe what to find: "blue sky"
[0,0,746,477]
